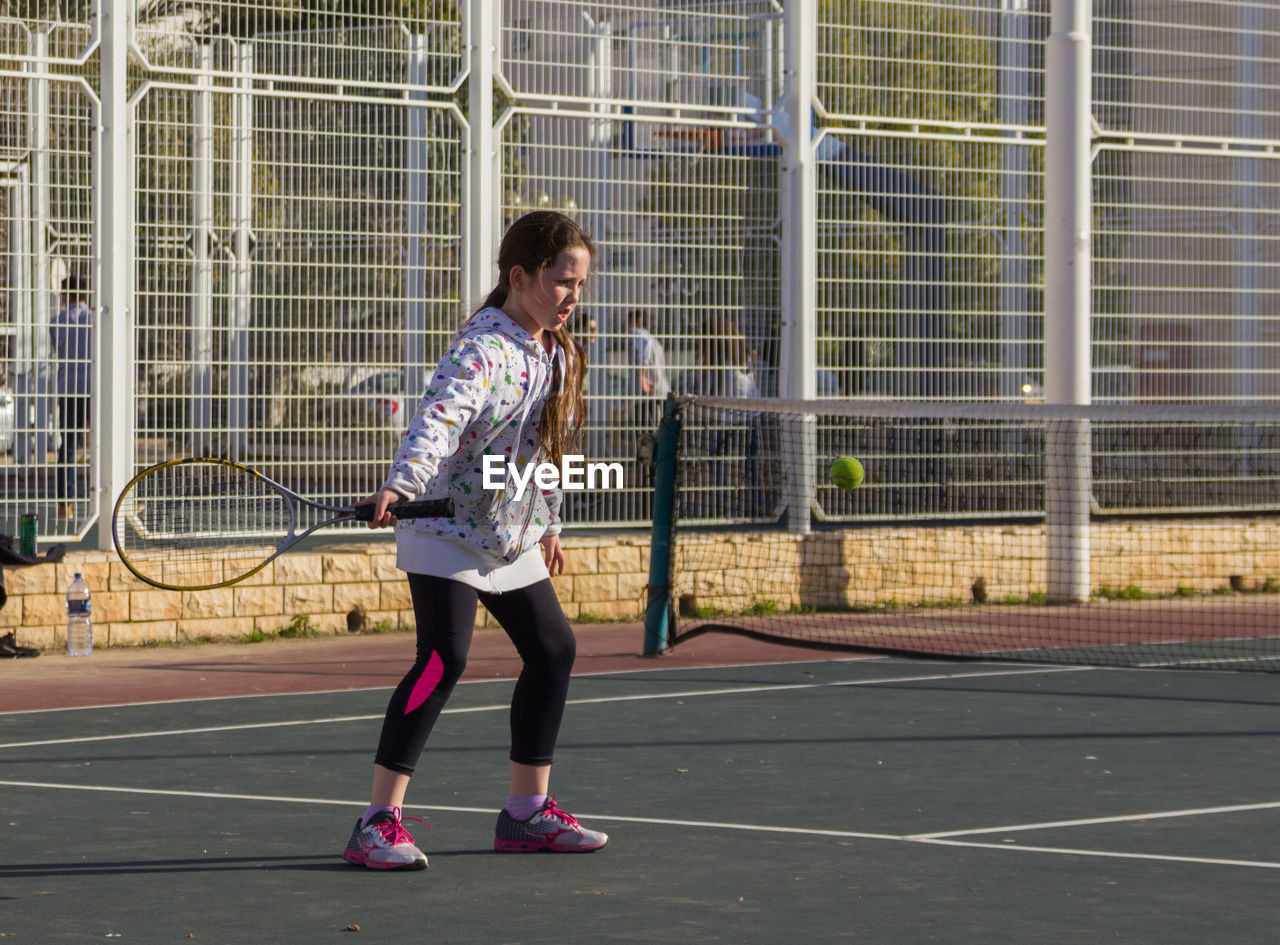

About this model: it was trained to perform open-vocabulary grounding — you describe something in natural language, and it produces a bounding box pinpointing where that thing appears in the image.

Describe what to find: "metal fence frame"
[0,1,1277,577]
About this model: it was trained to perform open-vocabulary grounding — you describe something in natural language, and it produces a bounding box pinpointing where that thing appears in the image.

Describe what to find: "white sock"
[505,794,547,821]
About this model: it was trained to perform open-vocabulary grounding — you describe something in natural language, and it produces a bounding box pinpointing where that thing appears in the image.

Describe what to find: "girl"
[342,211,608,870]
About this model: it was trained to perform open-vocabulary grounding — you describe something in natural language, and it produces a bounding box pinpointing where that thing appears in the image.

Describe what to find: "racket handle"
[351,497,455,521]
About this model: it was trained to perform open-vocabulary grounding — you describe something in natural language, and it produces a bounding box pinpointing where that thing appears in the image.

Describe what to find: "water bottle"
[66,573,92,657]
[18,513,37,557]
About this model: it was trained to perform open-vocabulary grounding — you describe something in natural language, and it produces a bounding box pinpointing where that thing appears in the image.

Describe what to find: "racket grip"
[389,497,455,519]
[352,497,455,521]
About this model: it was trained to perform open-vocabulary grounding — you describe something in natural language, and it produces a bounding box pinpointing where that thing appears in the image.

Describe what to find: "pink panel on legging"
[404,650,445,715]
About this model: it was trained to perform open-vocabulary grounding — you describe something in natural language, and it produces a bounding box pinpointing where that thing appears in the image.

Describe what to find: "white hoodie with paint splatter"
[380,307,565,577]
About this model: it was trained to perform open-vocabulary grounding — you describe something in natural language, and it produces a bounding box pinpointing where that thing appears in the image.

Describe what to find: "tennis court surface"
[2,627,1278,944]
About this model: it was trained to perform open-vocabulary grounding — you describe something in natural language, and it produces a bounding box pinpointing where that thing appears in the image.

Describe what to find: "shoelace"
[372,810,430,846]
[541,796,581,829]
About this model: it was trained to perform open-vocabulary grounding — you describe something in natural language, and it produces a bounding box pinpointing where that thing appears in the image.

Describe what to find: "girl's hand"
[354,488,405,529]
[540,534,565,576]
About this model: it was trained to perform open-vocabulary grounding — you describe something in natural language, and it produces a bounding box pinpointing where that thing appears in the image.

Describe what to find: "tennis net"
[645,397,1280,671]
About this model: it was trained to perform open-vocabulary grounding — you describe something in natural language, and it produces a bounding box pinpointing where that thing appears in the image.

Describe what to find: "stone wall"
[2,534,652,650]
[5,518,1277,650]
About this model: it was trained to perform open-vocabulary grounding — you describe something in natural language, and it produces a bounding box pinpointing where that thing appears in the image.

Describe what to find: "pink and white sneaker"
[494,796,608,853]
[343,808,429,870]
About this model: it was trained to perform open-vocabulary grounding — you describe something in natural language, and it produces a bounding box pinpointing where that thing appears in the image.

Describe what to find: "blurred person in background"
[50,273,92,517]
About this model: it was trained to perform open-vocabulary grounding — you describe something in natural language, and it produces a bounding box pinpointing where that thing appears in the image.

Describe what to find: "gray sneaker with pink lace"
[494,796,608,853]
[343,808,429,870]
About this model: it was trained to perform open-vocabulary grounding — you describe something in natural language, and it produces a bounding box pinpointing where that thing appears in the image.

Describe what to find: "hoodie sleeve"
[381,338,494,498]
[541,486,563,538]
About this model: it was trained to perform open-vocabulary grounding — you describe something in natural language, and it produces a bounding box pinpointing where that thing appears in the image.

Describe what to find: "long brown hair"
[475,210,593,466]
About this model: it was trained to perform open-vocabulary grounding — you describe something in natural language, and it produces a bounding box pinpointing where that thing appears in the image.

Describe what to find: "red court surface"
[0,623,838,713]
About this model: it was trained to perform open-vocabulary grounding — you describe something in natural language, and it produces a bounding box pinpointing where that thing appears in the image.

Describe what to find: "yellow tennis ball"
[830,456,864,490]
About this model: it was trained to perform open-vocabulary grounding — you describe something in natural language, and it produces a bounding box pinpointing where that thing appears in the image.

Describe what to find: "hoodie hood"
[459,306,571,397]
[457,307,548,361]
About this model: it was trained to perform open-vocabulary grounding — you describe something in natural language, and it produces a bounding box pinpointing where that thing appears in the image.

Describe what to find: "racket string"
[115,460,294,589]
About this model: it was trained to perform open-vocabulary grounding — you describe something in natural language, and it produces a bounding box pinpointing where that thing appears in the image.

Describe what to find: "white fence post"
[999,0,1031,401]
[6,167,31,464]
[781,0,816,534]
[585,14,612,269]
[18,28,53,469]
[1233,5,1260,405]
[466,0,498,309]
[406,32,430,399]
[585,13,613,461]
[190,42,214,452]
[228,39,254,461]
[96,0,135,548]
[1044,0,1092,602]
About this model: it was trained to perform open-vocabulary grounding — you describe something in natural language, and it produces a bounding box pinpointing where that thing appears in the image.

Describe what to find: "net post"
[643,396,681,655]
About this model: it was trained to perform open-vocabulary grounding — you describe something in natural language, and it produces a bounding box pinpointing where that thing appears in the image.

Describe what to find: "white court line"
[0,655,883,717]
[0,715,386,751]
[0,780,900,842]
[1138,656,1280,669]
[910,799,1280,840]
[0,665,1089,751]
[914,837,1280,870]
[2,778,1278,871]
[0,685,396,718]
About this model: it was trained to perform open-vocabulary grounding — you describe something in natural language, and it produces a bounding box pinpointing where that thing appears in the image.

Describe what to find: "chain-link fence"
[1,0,1277,543]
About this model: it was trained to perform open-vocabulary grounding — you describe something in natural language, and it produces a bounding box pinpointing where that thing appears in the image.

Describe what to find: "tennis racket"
[112,457,454,591]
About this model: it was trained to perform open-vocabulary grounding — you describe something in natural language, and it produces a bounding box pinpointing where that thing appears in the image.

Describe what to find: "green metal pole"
[643,397,680,655]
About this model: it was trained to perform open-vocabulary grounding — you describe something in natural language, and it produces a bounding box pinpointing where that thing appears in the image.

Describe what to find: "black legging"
[374,574,577,775]
[57,395,88,501]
